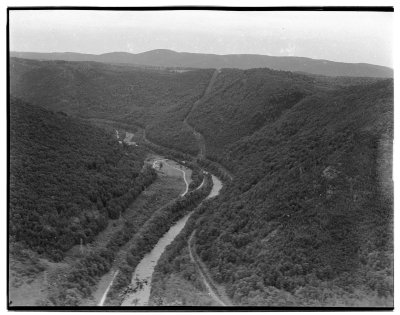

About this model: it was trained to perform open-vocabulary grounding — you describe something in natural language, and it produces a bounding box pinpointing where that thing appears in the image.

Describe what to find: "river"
[121,174,223,306]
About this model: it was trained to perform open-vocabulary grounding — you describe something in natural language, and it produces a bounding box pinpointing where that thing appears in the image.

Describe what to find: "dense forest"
[10,58,213,155]
[187,68,384,165]
[152,78,393,306]
[9,57,393,307]
[9,97,156,261]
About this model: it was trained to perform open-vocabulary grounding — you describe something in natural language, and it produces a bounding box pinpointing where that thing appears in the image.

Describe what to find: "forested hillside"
[9,98,155,261]
[10,58,213,155]
[187,68,385,166]
[9,57,393,307]
[153,79,393,306]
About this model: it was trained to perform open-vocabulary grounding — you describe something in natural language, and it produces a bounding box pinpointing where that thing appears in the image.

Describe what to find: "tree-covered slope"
[9,97,156,261]
[10,58,214,155]
[187,68,317,162]
[187,68,384,166]
[154,79,393,306]
[10,57,393,307]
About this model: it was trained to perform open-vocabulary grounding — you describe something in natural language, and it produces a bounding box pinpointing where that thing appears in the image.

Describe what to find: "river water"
[121,175,222,306]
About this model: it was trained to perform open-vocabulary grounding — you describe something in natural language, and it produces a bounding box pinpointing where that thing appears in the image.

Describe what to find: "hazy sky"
[9,10,393,67]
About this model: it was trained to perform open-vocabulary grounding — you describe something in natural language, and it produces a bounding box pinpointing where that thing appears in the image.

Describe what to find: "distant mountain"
[10,49,393,78]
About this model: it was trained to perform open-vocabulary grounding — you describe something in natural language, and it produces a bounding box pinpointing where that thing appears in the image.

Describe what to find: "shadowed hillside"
[152,79,393,306]
[10,57,214,155]
[187,68,385,166]
[9,57,393,307]
[9,97,156,260]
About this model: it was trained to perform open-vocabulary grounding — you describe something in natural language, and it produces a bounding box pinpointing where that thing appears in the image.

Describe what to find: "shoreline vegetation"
[104,173,213,306]
[9,57,393,307]
[43,164,159,306]
[92,108,231,306]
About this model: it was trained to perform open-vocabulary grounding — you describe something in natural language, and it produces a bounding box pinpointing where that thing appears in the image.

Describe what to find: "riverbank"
[81,167,185,306]
[102,172,213,306]
[148,175,225,306]
[121,174,220,306]
[80,118,229,307]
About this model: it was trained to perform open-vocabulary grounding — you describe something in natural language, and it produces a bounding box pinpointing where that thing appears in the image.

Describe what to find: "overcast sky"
[9,10,393,67]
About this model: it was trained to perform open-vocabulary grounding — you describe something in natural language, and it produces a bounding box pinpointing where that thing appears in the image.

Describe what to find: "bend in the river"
[121,173,223,306]
[99,69,228,306]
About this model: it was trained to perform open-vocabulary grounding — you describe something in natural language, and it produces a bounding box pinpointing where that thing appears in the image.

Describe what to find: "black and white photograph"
[6,3,395,310]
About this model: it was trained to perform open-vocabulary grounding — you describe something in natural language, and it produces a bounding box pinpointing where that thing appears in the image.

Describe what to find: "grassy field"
[9,247,70,306]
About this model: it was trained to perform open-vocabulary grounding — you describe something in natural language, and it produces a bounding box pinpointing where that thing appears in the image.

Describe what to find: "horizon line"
[9,49,393,68]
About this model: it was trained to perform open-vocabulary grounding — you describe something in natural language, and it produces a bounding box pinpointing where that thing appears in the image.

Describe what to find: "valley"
[8,55,393,308]
[92,155,193,306]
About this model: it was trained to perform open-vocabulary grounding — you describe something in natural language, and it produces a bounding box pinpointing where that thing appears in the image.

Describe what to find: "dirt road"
[188,231,229,306]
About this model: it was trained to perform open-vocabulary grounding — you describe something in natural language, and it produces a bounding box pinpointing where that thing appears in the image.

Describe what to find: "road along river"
[98,270,119,306]
[97,157,191,306]
[151,158,190,197]
[121,174,223,306]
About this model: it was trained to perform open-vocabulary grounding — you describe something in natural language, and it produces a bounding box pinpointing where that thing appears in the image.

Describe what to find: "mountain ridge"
[10,49,393,78]
[9,57,393,307]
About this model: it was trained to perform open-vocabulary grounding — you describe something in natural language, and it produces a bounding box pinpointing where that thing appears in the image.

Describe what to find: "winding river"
[121,174,223,306]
